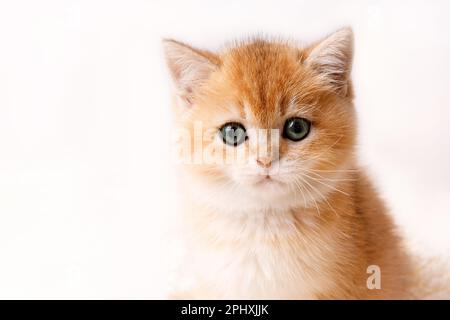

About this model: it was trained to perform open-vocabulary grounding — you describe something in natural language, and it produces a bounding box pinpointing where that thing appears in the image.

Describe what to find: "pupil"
[230,127,238,138]
[227,125,243,144]
[293,121,302,132]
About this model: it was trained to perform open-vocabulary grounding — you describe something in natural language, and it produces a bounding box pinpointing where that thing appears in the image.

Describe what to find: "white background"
[0,0,449,299]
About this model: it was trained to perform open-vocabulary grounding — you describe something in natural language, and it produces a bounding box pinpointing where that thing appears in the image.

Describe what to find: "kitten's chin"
[183,174,308,213]
[243,178,288,199]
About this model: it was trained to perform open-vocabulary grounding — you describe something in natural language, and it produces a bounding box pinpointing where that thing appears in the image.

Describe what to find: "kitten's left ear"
[163,39,219,106]
[304,27,354,96]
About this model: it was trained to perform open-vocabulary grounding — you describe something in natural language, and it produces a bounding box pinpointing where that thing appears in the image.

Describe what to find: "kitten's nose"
[256,157,272,168]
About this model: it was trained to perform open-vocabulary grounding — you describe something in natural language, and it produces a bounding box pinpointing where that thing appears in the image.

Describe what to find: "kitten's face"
[165,29,356,212]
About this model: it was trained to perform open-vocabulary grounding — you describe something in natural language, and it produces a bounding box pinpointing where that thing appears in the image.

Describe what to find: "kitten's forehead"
[220,40,308,127]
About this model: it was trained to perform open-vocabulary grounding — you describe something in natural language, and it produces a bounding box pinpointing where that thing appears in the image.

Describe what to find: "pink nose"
[256,157,272,168]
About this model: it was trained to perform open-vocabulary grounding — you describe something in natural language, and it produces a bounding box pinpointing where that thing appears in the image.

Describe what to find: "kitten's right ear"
[304,27,354,96]
[162,39,219,105]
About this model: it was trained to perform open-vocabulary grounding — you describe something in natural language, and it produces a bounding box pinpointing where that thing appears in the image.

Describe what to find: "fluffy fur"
[163,28,415,299]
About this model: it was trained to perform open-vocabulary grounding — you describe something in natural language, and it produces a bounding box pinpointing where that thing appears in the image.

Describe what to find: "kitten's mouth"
[254,175,282,186]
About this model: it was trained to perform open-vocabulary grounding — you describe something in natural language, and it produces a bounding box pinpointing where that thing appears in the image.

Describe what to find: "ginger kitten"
[163,28,414,299]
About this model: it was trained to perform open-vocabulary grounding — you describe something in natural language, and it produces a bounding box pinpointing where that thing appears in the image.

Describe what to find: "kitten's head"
[164,28,356,212]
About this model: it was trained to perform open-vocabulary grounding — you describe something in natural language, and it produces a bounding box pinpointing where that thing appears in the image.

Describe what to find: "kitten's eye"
[283,117,311,141]
[219,122,247,146]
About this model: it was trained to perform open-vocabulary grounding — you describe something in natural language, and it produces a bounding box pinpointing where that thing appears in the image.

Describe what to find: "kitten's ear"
[304,27,354,95]
[162,39,219,105]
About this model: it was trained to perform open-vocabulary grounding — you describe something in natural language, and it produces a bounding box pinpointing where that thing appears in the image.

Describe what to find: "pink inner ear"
[181,87,193,106]
[184,96,192,106]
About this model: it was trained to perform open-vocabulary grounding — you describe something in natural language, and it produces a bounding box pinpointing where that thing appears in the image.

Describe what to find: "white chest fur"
[174,208,339,299]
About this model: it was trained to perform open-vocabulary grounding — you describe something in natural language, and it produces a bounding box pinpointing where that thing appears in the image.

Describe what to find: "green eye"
[219,122,247,146]
[283,117,311,141]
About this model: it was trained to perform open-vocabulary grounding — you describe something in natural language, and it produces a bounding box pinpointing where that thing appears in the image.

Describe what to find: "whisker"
[295,175,321,216]
[301,171,350,197]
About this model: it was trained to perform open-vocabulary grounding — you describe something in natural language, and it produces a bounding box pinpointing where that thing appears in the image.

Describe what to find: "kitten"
[163,28,414,299]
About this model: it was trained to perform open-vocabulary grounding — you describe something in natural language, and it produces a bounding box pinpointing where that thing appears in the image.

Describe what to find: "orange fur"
[163,28,415,299]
